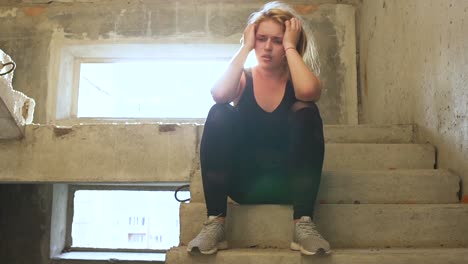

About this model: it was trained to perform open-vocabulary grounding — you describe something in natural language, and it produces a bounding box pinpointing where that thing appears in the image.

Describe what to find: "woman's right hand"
[242,24,256,51]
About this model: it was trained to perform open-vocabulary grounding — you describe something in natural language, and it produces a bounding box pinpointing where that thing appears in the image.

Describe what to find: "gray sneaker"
[187,216,228,255]
[290,216,331,255]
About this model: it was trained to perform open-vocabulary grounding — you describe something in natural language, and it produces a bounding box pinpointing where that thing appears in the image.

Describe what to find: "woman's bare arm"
[283,18,321,102]
[211,24,256,103]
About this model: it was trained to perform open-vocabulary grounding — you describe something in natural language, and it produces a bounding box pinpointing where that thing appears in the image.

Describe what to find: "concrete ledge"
[0,124,197,182]
[180,203,468,248]
[166,247,468,264]
[190,169,461,204]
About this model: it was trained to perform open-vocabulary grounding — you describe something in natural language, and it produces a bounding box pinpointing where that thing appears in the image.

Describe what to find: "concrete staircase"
[166,124,468,263]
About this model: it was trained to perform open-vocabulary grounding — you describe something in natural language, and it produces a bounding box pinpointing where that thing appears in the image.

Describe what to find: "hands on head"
[283,18,301,50]
[241,18,301,52]
[241,24,256,51]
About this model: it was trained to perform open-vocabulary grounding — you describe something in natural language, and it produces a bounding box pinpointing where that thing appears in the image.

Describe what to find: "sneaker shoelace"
[297,221,323,240]
[198,219,221,237]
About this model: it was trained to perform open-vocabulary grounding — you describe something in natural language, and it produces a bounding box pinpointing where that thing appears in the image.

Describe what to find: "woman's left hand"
[283,18,301,50]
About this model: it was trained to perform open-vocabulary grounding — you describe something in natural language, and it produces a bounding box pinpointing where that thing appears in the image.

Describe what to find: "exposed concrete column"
[0,48,35,139]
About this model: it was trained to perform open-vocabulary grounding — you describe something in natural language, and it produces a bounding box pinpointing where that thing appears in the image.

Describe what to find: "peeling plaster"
[23,7,45,16]
[53,126,73,137]
[0,8,18,17]
[292,4,319,15]
[159,124,177,133]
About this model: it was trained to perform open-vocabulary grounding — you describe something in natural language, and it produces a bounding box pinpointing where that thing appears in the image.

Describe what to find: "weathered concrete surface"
[0,98,23,139]
[190,169,461,204]
[0,124,197,182]
[317,169,460,204]
[167,247,468,264]
[305,4,357,124]
[180,203,468,249]
[323,124,415,143]
[0,184,52,264]
[197,124,416,145]
[0,1,356,124]
[323,143,435,170]
[0,48,35,139]
[50,184,68,258]
[0,124,430,183]
[359,0,468,199]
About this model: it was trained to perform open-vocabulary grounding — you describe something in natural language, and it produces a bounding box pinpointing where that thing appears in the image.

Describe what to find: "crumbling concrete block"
[0,48,35,139]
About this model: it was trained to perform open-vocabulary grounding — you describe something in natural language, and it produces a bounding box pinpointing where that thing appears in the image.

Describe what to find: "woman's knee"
[206,103,237,124]
[205,104,237,127]
[290,101,321,120]
[291,101,319,111]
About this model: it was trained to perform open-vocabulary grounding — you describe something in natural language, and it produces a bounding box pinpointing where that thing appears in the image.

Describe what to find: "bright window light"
[71,190,189,250]
[77,60,229,119]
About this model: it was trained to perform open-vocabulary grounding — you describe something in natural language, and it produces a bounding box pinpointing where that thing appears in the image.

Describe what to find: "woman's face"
[254,19,286,70]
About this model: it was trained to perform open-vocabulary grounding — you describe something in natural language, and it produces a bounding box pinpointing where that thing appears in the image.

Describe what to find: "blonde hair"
[247,1,320,76]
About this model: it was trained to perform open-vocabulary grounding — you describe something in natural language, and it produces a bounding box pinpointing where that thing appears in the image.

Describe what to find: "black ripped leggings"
[200,102,324,220]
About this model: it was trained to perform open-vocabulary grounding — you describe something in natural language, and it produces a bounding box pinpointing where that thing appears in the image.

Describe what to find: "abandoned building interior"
[0,0,467,263]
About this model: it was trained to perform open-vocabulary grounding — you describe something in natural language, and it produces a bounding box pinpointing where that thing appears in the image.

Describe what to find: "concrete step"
[319,169,460,204]
[166,247,468,264]
[197,124,416,144]
[180,203,468,249]
[191,143,435,172]
[190,169,461,204]
[190,144,436,202]
[322,143,434,170]
[323,124,415,143]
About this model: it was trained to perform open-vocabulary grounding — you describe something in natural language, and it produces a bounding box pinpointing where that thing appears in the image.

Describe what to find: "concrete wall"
[359,0,468,201]
[0,0,359,125]
[0,184,52,264]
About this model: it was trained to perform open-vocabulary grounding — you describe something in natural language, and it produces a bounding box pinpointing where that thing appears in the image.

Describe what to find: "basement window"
[51,184,190,262]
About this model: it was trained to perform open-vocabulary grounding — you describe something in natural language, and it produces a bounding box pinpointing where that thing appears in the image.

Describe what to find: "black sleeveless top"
[235,69,297,173]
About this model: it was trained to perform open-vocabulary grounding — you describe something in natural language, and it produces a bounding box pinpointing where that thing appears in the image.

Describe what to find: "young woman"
[187,1,330,256]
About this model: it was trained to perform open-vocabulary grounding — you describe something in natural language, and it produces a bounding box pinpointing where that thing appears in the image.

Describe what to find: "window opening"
[77,60,229,119]
[71,189,189,251]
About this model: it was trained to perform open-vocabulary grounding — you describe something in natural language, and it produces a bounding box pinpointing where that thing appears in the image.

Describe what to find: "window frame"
[47,43,241,125]
[64,183,189,254]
